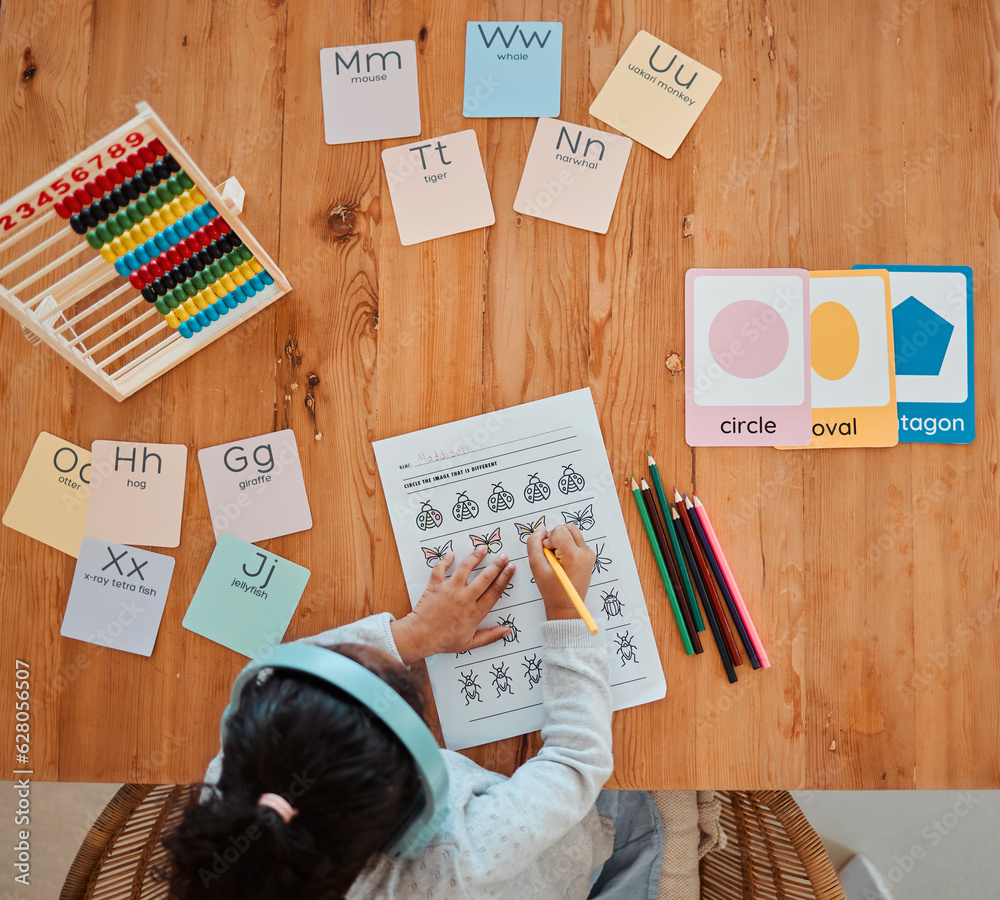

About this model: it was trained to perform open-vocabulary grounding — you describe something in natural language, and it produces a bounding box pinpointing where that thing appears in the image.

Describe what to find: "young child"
[165,524,664,898]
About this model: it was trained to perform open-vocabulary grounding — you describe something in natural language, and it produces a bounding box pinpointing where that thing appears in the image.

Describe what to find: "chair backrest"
[701,791,847,900]
[60,784,196,900]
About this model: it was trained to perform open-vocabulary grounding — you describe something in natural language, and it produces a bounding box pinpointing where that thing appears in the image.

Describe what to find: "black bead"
[163,153,181,173]
[110,188,127,207]
[189,254,205,272]
[151,279,167,296]
[152,161,170,180]
[227,231,243,247]
[197,249,213,267]
[89,201,108,222]
[100,195,118,215]
[179,261,195,279]
[78,208,98,229]
[121,180,140,201]
[161,272,176,290]
[141,166,159,187]
[207,242,223,260]
[141,285,156,303]
[69,215,87,235]
[216,234,233,253]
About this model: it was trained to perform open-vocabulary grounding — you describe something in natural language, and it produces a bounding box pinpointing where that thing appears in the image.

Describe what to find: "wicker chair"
[60,786,845,899]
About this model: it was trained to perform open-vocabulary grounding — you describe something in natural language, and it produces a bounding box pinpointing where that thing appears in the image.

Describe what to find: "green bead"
[182,281,198,297]
[154,298,169,315]
[226,249,242,267]
[239,245,253,261]
[209,261,224,279]
[202,271,216,286]
[136,197,153,217]
[166,177,183,196]
[127,204,143,224]
[85,230,103,249]
[106,217,124,236]
[169,287,185,306]
[191,273,206,290]
[219,255,234,273]
[116,210,132,230]
[95,223,112,244]
[146,191,163,210]
[178,171,195,190]
[156,184,172,203]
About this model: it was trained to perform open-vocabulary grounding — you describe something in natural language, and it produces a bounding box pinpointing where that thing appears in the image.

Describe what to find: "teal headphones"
[221,643,450,860]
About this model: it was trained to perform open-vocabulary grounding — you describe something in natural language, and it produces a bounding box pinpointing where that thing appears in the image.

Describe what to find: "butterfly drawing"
[470,528,502,553]
[514,517,546,544]
[421,540,453,568]
[562,504,595,531]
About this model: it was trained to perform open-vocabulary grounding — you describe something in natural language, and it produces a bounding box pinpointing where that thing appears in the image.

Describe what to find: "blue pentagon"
[891,296,954,376]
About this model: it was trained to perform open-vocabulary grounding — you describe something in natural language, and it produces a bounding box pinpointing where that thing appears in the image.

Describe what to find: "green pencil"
[630,476,695,654]
[647,452,704,631]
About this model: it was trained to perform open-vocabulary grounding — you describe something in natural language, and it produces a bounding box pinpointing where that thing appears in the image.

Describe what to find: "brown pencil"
[673,488,742,666]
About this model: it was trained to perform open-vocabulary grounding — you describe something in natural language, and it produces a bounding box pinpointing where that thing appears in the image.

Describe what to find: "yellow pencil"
[542,546,599,634]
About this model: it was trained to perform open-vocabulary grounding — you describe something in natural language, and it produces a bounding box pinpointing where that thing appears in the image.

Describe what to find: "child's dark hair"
[163,644,425,899]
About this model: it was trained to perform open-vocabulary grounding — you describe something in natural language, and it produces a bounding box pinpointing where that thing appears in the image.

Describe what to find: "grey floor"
[792,790,1000,900]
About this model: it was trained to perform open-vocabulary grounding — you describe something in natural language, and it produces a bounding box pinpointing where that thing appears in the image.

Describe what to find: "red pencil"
[673,488,741,666]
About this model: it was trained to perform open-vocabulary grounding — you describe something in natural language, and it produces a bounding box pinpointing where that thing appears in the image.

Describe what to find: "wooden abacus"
[0,102,291,401]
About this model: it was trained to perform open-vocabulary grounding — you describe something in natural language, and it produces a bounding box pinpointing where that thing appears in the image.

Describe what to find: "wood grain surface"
[0,0,997,789]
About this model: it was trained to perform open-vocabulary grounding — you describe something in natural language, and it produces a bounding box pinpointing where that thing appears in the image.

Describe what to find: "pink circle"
[708,299,789,379]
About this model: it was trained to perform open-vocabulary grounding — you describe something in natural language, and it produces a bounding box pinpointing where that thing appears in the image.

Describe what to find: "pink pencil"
[692,495,770,668]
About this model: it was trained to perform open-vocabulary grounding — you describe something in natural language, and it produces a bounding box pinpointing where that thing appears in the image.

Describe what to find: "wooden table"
[1,0,997,789]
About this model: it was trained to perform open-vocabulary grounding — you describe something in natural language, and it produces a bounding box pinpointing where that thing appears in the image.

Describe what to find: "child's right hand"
[527,524,596,620]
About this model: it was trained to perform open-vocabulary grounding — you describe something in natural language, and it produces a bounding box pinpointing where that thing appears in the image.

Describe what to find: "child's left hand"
[390,546,516,663]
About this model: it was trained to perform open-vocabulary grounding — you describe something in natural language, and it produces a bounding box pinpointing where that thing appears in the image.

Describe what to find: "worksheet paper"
[373,388,666,750]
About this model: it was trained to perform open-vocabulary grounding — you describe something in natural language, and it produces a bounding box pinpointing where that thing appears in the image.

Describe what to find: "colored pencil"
[673,489,742,666]
[542,546,599,635]
[671,505,737,683]
[641,480,702,653]
[685,495,760,669]
[630,477,695,654]
[647,452,704,632]
[693,494,770,668]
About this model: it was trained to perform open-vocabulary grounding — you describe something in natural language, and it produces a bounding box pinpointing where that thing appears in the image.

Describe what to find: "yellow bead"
[189,186,206,204]
[99,245,118,264]
[238,262,254,280]
[179,192,196,211]
[159,205,176,225]
[130,224,145,243]
[193,290,209,310]
[220,274,236,293]
[174,305,189,322]
[149,212,166,232]
[121,232,137,250]
[168,199,185,218]
[182,298,198,316]
[165,311,180,329]
[109,237,126,257]
[139,219,156,238]
[248,257,263,274]
[230,268,246,286]
[211,281,226,299]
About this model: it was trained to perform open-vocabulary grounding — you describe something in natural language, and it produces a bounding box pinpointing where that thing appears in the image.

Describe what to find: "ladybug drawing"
[601,589,624,619]
[487,483,515,513]
[415,500,444,531]
[557,464,585,494]
[452,491,479,522]
[523,473,551,503]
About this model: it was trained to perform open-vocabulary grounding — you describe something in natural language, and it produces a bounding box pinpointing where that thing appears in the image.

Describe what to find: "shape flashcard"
[853,264,974,444]
[374,388,666,751]
[61,538,175,656]
[463,21,562,117]
[513,118,632,233]
[182,533,311,658]
[382,130,495,245]
[3,433,91,556]
[85,441,187,547]
[198,429,313,543]
[685,268,812,447]
[589,30,721,159]
[320,40,421,144]
[781,270,898,449]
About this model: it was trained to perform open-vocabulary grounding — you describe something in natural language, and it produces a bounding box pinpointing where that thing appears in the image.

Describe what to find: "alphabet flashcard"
[514,118,632,233]
[85,441,188,547]
[685,268,812,447]
[589,30,721,159]
[463,21,562,117]
[853,264,974,444]
[381,130,495,245]
[780,270,898,449]
[61,538,175,656]
[197,428,313,543]
[182,533,311,658]
[320,40,421,144]
[3,433,91,557]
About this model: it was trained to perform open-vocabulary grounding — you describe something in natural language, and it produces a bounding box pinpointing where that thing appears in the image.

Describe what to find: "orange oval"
[811,301,860,381]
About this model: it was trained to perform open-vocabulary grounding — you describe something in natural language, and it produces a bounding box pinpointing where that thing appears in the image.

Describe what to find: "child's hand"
[527,524,596,620]
[390,546,515,663]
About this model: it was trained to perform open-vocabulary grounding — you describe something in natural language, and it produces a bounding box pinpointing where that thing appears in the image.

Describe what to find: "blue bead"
[249,275,264,292]
[204,202,218,218]
[182,213,198,232]
[124,251,139,271]
[134,244,151,265]
[163,225,179,245]
[223,292,239,309]
[214,299,231,315]
[173,220,190,239]
[153,232,170,253]
[235,283,251,301]
[178,321,193,339]
[195,310,210,327]
[114,258,130,277]
[260,270,274,286]
[204,304,219,321]
[192,206,210,227]
[188,316,203,333]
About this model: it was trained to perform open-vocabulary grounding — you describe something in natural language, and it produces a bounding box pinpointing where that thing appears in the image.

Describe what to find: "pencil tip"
[630,476,639,490]
[693,495,703,507]
[673,488,682,501]
[646,450,654,464]
[641,478,649,488]
[684,495,693,507]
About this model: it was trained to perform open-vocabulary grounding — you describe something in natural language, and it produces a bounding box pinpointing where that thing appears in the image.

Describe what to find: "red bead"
[128,271,145,290]
[205,222,220,241]
[139,144,156,163]
[107,167,124,185]
[85,181,102,199]
[177,239,195,259]
[149,138,167,156]
[54,201,70,219]
[127,153,144,170]
[139,265,155,284]
[96,173,114,192]
[213,216,231,234]
[117,160,135,178]
[148,260,164,278]
[195,228,211,247]
[74,188,91,206]
[156,253,171,272]
[65,196,82,214]
[166,247,183,266]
